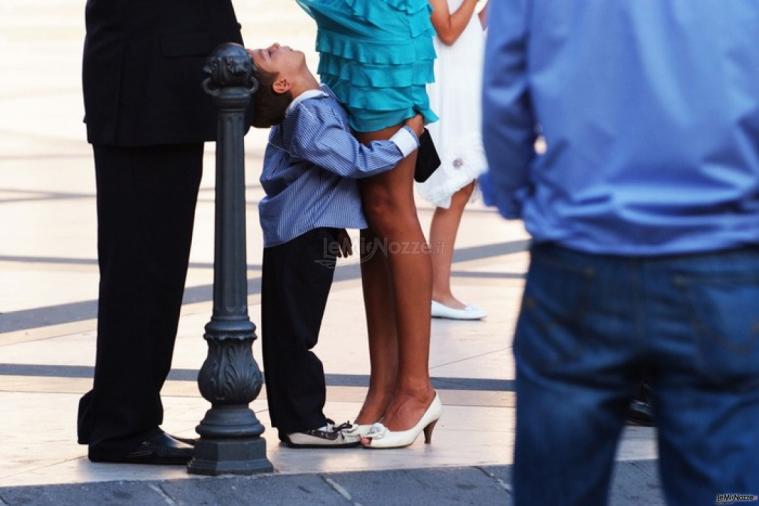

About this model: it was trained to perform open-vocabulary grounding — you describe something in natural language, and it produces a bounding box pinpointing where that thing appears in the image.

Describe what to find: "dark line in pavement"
[1,186,503,216]
[0,363,514,392]
[0,183,265,205]
[0,189,49,194]
[0,153,265,162]
[0,239,529,334]
[0,195,264,206]
[450,240,530,262]
[451,271,525,280]
[0,255,261,271]
[0,195,93,205]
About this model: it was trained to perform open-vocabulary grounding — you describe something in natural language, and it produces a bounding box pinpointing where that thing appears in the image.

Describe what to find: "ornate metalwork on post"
[187,43,273,476]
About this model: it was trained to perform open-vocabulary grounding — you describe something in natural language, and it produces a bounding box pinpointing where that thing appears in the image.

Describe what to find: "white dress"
[416,0,488,209]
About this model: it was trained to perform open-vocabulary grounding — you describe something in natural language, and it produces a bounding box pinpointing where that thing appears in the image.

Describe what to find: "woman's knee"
[363,188,413,233]
[363,185,395,217]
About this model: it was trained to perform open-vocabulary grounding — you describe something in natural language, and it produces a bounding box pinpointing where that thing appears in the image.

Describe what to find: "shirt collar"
[286,86,329,116]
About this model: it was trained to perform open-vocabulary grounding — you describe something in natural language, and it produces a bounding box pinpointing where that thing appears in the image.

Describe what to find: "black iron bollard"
[187,43,273,476]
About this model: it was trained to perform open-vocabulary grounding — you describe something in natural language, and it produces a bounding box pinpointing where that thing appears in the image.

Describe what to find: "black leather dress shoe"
[89,431,194,465]
[626,399,655,426]
[172,435,198,446]
[626,382,655,427]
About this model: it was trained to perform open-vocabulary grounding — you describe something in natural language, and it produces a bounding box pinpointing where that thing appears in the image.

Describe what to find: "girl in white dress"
[420,0,489,320]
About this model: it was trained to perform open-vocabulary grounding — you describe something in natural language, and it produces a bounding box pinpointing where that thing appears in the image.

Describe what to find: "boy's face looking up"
[250,43,307,95]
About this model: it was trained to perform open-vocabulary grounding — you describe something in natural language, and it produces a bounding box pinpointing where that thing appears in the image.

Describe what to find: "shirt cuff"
[390,126,420,158]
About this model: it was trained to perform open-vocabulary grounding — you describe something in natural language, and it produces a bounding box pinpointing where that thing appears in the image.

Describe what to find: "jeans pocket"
[514,254,595,373]
[677,273,759,386]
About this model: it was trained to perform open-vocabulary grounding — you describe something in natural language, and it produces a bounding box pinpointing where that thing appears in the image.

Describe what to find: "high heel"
[423,419,438,444]
[364,393,443,449]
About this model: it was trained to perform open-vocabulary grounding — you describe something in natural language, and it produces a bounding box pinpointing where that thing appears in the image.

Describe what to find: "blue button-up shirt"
[481,0,759,255]
[259,85,418,247]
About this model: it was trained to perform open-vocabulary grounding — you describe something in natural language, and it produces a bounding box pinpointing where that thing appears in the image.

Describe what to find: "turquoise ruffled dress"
[297,0,439,132]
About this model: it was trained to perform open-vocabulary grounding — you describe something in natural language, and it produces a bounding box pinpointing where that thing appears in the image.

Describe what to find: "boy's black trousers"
[261,228,339,439]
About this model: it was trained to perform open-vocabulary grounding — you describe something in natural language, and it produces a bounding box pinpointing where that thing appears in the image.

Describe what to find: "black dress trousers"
[77,144,203,456]
[261,228,338,438]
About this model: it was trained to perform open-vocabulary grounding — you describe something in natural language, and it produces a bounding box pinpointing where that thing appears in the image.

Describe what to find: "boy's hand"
[335,229,353,258]
[405,114,425,137]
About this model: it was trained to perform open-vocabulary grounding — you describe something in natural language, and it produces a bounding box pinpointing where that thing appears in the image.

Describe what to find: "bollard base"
[187,437,273,476]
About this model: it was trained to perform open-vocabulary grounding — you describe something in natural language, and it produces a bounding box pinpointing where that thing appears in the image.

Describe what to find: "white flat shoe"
[342,423,374,438]
[431,300,487,320]
[284,421,360,448]
[363,393,443,449]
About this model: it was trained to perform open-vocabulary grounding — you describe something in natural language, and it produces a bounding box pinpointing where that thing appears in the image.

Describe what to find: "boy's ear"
[272,77,292,95]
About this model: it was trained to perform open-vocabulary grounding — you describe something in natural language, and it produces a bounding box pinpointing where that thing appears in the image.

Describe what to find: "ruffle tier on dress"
[298,0,438,132]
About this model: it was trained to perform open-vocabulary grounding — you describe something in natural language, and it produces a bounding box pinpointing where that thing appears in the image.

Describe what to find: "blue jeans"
[513,244,759,506]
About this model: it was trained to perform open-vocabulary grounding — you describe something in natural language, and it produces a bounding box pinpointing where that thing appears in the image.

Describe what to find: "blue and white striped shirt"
[258,85,419,247]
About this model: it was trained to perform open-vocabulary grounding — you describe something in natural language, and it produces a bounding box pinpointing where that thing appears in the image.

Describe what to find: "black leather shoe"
[89,431,194,465]
[626,399,655,426]
[626,382,655,427]
[172,435,198,446]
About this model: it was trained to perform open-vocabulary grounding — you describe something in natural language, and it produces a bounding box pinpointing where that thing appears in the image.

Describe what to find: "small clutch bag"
[414,129,441,183]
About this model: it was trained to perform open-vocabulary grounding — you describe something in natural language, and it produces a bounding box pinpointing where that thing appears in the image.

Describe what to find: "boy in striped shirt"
[248,43,423,447]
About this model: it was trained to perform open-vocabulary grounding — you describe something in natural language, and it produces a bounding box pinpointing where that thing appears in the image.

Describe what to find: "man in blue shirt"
[248,44,423,448]
[481,1,759,505]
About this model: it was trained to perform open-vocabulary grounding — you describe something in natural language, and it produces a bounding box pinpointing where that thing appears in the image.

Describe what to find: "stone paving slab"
[325,467,509,506]
[0,462,664,506]
[607,460,666,506]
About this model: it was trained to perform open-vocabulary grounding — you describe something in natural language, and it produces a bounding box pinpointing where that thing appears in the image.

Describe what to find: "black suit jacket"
[83,0,243,146]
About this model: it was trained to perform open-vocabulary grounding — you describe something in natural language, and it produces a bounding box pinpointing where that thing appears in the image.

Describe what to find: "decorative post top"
[202,43,258,98]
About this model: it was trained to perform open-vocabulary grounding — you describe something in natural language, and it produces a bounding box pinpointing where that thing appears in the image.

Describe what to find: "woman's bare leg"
[430,182,476,309]
[358,126,435,432]
[355,227,398,425]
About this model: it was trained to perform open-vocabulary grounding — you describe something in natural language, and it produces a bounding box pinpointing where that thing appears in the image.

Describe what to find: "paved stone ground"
[0,462,665,506]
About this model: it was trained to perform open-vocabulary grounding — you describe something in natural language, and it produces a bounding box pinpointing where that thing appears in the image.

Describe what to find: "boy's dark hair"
[252,68,293,128]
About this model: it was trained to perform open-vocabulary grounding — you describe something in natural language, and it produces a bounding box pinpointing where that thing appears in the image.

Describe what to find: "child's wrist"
[391,126,420,157]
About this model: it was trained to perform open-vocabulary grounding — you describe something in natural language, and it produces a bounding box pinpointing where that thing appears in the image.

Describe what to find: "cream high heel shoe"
[363,393,443,449]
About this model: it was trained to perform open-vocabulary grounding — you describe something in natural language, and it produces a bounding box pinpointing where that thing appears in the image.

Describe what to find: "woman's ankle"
[431,287,452,300]
[355,388,394,424]
[394,381,435,402]
[432,292,467,309]
[355,406,387,425]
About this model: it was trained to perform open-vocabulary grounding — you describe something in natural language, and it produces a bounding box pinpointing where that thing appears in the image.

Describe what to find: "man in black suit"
[77,0,244,465]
